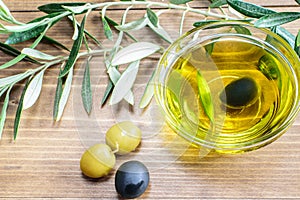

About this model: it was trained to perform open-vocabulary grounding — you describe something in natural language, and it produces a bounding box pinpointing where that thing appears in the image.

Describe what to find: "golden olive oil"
[164,40,296,152]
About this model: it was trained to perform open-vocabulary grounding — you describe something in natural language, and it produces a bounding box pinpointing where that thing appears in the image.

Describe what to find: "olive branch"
[0,0,300,140]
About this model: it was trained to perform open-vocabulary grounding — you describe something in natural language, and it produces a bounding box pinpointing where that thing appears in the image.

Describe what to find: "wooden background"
[0,0,300,199]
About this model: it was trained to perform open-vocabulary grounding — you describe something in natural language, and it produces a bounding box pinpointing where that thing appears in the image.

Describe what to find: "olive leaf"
[5,12,63,45]
[0,0,21,24]
[169,0,193,5]
[53,67,64,120]
[115,17,148,31]
[42,36,70,51]
[110,60,140,105]
[59,15,86,77]
[62,4,90,14]
[68,14,102,46]
[70,15,79,40]
[101,78,114,106]
[0,87,11,139]
[104,16,138,42]
[271,26,295,48]
[148,21,173,43]
[146,8,159,28]
[111,42,161,66]
[210,0,227,8]
[21,48,58,61]
[139,70,155,108]
[14,77,32,140]
[102,16,113,41]
[227,0,275,18]
[295,30,300,56]
[255,12,300,28]
[38,3,87,14]
[22,70,45,110]
[81,58,92,114]
[56,67,74,121]
[197,70,214,123]
[0,23,51,70]
[0,42,40,64]
[193,20,219,27]
[233,25,251,35]
[107,65,135,104]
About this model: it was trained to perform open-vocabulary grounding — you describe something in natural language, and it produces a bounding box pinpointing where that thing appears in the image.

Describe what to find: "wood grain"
[0,0,300,199]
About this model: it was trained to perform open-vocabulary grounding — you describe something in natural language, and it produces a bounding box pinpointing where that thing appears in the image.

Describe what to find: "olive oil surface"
[165,40,296,149]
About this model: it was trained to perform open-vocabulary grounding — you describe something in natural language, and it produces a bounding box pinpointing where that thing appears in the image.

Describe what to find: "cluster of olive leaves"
[0,0,300,140]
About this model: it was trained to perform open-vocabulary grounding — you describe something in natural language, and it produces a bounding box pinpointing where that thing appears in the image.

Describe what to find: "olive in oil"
[164,40,296,151]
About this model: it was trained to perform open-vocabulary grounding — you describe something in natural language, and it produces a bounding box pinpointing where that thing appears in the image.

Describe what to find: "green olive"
[80,143,116,178]
[106,121,142,155]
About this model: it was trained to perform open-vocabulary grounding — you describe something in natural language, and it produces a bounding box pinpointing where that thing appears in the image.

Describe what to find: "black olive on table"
[115,160,150,199]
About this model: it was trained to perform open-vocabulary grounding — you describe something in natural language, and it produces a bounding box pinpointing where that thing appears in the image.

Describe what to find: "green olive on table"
[80,143,116,178]
[105,121,142,155]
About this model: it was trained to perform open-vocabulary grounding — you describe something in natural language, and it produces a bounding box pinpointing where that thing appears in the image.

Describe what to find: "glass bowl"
[154,21,300,154]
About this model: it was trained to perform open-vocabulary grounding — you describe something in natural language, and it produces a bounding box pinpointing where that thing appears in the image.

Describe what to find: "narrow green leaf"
[197,70,214,123]
[21,48,58,61]
[0,87,11,139]
[139,70,155,108]
[104,16,118,27]
[59,15,86,77]
[255,12,300,28]
[23,70,44,110]
[205,43,214,55]
[62,4,90,14]
[0,0,21,24]
[147,8,159,28]
[38,3,86,14]
[271,26,295,48]
[104,16,138,42]
[233,25,251,35]
[81,59,92,114]
[56,67,73,121]
[101,78,114,106]
[0,74,24,88]
[0,23,51,70]
[227,0,275,18]
[110,60,140,105]
[294,30,300,57]
[53,69,64,120]
[296,0,300,5]
[0,42,40,64]
[169,0,193,5]
[210,0,227,8]
[193,20,219,27]
[111,42,161,66]
[115,17,148,31]
[68,14,102,46]
[102,16,113,40]
[14,77,31,140]
[42,35,70,51]
[296,30,300,47]
[5,12,63,45]
[148,22,173,43]
[70,15,79,40]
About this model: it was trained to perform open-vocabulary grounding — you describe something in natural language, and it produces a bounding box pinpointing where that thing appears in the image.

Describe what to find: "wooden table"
[0,0,299,199]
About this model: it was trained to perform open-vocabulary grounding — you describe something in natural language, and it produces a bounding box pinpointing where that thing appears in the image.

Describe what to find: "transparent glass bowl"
[154,21,300,154]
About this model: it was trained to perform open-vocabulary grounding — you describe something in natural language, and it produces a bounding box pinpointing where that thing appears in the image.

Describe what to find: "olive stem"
[112,143,120,154]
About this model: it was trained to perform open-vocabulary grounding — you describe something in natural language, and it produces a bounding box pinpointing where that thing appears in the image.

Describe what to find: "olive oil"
[164,40,296,152]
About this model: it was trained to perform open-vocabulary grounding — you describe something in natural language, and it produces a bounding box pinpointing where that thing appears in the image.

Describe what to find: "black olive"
[219,77,259,108]
[115,160,150,199]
